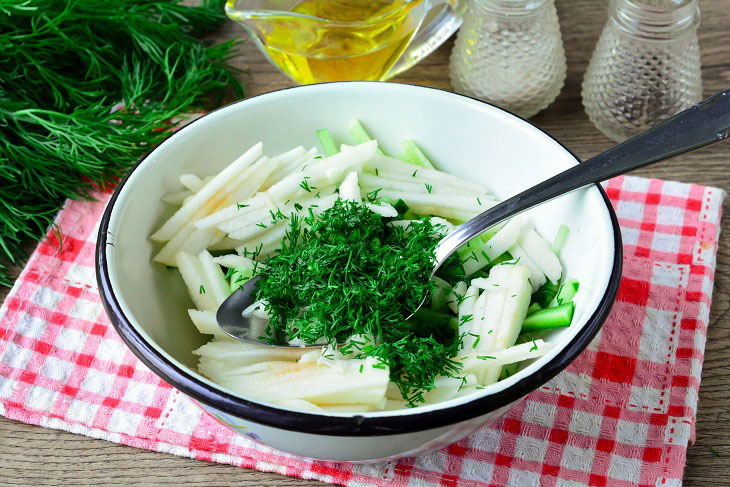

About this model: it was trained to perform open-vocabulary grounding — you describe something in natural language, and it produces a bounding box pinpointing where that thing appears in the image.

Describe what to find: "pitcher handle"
[384,0,466,80]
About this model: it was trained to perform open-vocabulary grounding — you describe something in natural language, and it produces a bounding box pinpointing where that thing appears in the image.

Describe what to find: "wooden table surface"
[1,0,729,485]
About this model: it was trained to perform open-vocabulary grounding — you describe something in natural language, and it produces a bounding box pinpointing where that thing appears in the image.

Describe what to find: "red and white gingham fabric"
[0,175,724,487]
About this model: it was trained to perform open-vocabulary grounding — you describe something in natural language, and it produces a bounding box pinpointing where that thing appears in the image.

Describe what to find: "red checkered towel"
[0,175,724,487]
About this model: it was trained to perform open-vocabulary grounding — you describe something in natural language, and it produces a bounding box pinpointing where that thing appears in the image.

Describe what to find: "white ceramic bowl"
[96,82,622,462]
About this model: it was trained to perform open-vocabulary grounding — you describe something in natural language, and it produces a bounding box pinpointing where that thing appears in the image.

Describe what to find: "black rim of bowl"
[96,82,623,437]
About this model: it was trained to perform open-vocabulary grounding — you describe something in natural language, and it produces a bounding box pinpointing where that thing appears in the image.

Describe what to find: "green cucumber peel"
[317,128,338,156]
[397,139,435,169]
[521,302,575,333]
[348,119,384,155]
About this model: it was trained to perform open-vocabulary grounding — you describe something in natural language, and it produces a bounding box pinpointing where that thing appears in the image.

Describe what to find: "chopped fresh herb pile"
[255,198,464,404]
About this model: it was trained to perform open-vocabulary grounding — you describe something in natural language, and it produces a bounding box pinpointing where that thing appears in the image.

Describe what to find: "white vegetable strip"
[462,247,490,276]
[198,249,230,306]
[366,202,397,217]
[263,148,315,189]
[276,145,308,163]
[487,265,532,351]
[460,340,555,369]
[517,226,563,284]
[458,285,479,324]
[365,154,492,195]
[195,194,272,230]
[227,156,278,203]
[359,172,487,198]
[153,225,223,266]
[151,142,263,241]
[154,156,274,264]
[207,236,244,251]
[338,170,361,203]
[193,339,309,367]
[161,189,192,205]
[227,211,288,242]
[217,189,336,235]
[484,216,523,261]
[386,381,403,400]
[200,357,389,406]
[266,141,376,200]
[383,399,409,411]
[458,285,479,350]
[506,244,546,291]
[360,187,491,214]
[217,206,281,235]
[235,225,289,257]
[152,221,195,264]
[481,368,502,386]
[229,194,338,244]
[466,265,532,386]
[237,193,337,257]
[211,254,257,271]
[471,288,506,353]
[241,299,265,317]
[175,252,217,311]
[431,276,452,312]
[187,310,233,339]
[179,174,204,192]
[429,217,456,236]
[422,374,477,403]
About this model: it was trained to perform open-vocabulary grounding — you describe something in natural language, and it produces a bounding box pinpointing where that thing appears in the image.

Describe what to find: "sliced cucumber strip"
[521,302,574,333]
[317,128,338,156]
[397,139,435,169]
[348,120,384,155]
[550,278,580,307]
[551,224,570,255]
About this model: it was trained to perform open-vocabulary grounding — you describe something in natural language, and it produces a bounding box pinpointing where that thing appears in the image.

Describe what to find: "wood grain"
[1,0,729,484]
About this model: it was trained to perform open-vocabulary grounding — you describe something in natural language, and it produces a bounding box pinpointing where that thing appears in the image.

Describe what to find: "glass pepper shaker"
[449,0,567,119]
[582,0,702,142]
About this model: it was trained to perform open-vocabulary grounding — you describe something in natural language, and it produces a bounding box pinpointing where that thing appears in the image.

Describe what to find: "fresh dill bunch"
[0,0,244,286]
[255,198,465,405]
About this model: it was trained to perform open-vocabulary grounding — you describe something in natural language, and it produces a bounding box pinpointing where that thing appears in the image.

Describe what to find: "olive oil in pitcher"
[252,0,424,84]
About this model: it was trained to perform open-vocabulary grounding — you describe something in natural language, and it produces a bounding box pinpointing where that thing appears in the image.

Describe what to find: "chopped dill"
[255,198,464,405]
[199,285,205,294]
[425,183,433,193]
[366,188,382,202]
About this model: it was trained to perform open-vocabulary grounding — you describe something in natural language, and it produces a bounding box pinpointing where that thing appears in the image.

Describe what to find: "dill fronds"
[0,0,244,286]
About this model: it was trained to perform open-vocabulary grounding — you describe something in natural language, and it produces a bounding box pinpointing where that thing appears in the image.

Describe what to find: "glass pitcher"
[226,0,465,84]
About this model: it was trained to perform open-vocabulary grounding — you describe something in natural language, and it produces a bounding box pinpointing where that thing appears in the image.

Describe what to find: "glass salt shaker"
[449,0,567,119]
[582,0,702,142]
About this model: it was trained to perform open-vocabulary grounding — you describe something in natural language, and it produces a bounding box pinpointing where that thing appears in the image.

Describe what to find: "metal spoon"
[217,88,730,345]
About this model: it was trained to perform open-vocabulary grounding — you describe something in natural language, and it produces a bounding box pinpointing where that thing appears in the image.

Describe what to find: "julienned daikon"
[151,123,579,413]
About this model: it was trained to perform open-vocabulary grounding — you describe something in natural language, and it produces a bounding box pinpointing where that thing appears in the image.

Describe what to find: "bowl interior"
[104,82,616,415]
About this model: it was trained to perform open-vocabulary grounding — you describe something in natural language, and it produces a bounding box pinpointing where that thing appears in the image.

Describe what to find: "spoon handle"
[434,88,730,266]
